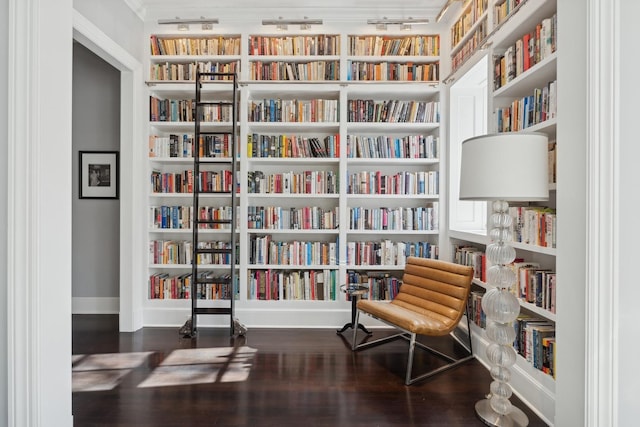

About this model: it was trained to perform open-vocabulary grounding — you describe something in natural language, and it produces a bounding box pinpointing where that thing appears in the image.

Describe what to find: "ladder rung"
[197,101,233,107]
[195,276,232,285]
[193,159,233,165]
[198,190,232,194]
[193,307,232,315]
[198,131,233,136]
[195,248,232,254]
[196,219,233,224]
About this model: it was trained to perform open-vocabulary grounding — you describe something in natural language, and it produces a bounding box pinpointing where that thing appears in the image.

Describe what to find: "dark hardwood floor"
[72,315,549,426]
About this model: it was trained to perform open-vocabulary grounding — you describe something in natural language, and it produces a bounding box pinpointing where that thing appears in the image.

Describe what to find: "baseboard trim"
[72,297,120,314]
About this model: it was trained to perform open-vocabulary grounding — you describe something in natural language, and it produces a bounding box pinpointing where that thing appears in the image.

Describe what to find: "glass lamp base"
[475,399,529,427]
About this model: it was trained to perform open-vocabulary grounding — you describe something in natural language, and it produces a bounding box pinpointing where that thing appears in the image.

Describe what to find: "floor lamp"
[459,133,549,427]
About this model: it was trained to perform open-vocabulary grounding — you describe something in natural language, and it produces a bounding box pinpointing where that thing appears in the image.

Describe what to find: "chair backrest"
[392,257,474,335]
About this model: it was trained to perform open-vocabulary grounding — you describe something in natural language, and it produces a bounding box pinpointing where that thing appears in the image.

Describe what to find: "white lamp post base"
[475,399,529,427]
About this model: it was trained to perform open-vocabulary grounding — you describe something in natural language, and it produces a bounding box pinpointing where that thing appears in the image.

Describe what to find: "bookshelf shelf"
[493,52,557,98]
[347,230,439,236]
[450,11,489,57]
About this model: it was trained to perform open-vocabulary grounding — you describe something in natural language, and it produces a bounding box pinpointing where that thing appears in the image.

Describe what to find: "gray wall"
[72,42,120,299]
[0,0,8,422]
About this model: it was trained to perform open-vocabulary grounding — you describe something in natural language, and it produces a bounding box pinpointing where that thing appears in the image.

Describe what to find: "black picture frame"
[79,151,119,199]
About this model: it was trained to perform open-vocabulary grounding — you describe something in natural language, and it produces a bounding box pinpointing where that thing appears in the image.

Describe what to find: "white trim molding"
[8,0,74,425]
[586,0,618,425]
[73,9,145,332]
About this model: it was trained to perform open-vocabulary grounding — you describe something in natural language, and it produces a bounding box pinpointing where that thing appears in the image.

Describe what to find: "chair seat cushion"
[357,299,453,336]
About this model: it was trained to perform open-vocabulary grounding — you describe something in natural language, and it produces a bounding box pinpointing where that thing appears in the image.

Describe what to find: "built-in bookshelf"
[446,0,558,423]
[247,34,340,81]
[347,34,440,82]
[450,0,489,74]
[148,34,241,83]
[243,82,342,304]
[143,26,442,322]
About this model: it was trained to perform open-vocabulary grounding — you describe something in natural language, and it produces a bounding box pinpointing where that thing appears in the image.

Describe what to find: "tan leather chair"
[352,256,475,385]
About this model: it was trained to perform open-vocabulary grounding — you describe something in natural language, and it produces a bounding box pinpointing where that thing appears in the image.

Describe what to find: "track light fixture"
[157,17,219,31]
[366,17,430,31]
[261,17,323,30]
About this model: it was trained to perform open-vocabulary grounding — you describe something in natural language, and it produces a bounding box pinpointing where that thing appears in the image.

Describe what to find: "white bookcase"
[143,20,444,327]
[445,0,558,424]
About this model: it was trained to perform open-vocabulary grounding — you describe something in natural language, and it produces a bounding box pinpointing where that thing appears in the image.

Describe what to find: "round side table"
[336,284,372,335]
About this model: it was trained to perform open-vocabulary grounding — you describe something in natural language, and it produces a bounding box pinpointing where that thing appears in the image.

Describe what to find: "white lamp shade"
[459,133,549,201]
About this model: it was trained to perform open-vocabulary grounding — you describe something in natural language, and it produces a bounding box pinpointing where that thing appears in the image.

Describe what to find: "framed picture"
[79,151,119,199]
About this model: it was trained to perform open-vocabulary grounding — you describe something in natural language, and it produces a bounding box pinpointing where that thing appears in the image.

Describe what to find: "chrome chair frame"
[352,294,475,386]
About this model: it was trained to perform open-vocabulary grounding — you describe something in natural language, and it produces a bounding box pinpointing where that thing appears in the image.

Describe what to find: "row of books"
[149,240,236,265]
[349,205,439,232]
[149,134,234,159]
[514,315,556,377]
[346,61,439,82]
[347,170,439,195]
[347,99,440,123]
[346,240,438,266]
[149,60,238,81]
[248,205,339,230]
[454,245,556,313]
[454,245,486,282]
[247,269,338,301]
[549,141,557,184]
[149,34,441,58]
[346,271,402,301]
[495,79,557,132]
[247,133,339,158]
[493,0,524,27]
[150,205,234,230]
[150,35,241,56]
[347,134,438,159]
[451,19,488,74]
[149,96,232,123]
[511,206,557,249]
[149,272,237,300]
[248,98,339,123]
[348,35,440,57]
[467,291,555,377]
[451,0,488,48]
[494,13,557,91]
[469,290,487,328]
[512,261,556,312]
[248,35,340,56]
[249,236,338,266]
[150,169,234,194]
[247,170,338,195]
[249,60,339,81]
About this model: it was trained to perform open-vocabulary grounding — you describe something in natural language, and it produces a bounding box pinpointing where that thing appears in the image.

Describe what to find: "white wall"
[73,0,144,61]
[556,0,587,425]
[72,42,121,310]
[0,0,9,423]
[617,2,640,424]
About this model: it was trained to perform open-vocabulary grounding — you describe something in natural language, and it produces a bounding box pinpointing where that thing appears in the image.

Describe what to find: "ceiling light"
[262,17,323,30]
[158,17,219,31]
[367,17,429,28]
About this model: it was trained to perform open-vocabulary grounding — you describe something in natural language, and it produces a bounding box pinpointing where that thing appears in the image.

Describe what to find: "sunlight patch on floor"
[137,346,257,388]
[72,351,153,392]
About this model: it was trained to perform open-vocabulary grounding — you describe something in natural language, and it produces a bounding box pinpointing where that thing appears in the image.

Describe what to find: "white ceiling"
[127,0,452,22]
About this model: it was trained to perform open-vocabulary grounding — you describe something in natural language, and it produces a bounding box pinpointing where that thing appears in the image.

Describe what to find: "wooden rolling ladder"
[182,70,244,338]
